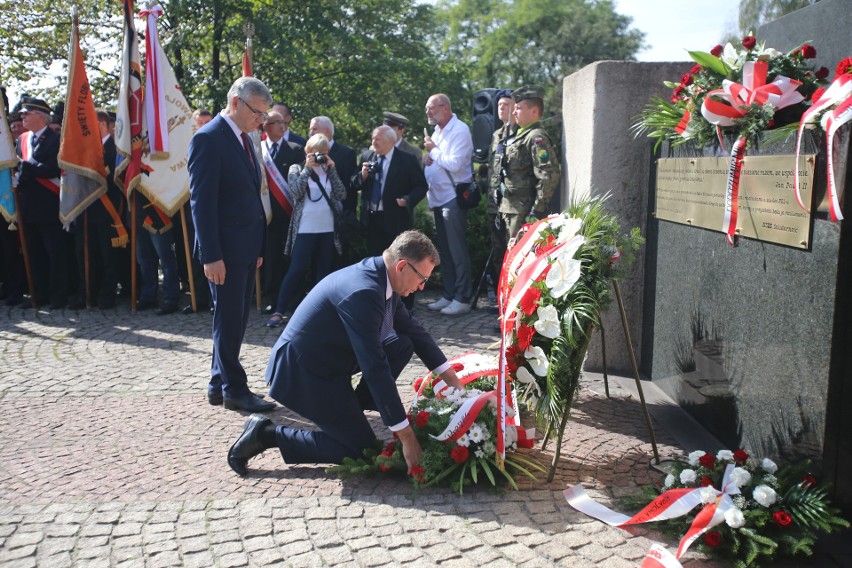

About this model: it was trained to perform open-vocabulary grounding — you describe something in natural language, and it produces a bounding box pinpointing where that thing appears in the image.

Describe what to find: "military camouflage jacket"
[487,123,515,211]
[497,121,560,216]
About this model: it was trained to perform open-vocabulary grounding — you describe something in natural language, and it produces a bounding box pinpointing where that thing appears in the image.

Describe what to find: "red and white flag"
[115,0,144,196]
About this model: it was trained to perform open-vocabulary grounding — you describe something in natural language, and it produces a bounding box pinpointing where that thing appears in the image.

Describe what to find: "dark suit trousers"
[24,220,71,305]
[273,332,414,464]
[208,258,256,398]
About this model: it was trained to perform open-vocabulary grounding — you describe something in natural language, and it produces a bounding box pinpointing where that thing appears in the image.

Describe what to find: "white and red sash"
[262,143,293,216]
[794,73,852,222]
[565,464,743,567]
[20,131,60,195]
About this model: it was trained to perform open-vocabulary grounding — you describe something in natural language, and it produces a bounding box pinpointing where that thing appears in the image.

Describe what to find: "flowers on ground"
[630,448,850,566]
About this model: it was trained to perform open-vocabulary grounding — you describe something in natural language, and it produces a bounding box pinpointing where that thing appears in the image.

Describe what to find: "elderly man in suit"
[259,111,306,313]
[383,111,422,167]
[15,97,68,308]
[272,103,306,146]
[188,77,276,413]
[226,230,462,475]
[351,126,427,311]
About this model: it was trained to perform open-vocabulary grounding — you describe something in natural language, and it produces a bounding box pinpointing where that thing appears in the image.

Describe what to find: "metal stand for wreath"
[600,280,661,465]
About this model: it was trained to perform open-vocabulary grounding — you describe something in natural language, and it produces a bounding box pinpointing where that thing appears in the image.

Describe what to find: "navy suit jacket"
[188,114,266,265]
[16,128,61,224]
[266,256,446,427]
[352,148,427,236]
[328,141,358,214]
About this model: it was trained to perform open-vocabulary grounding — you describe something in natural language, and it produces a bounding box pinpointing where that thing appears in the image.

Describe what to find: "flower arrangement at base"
[496,196,643,481]
[326,353,545,494]
[602,448,850,567]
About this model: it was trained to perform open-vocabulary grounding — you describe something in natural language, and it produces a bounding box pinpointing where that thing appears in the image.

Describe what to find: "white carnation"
[663,474,675,488]
[724,507,745,528]
[679,469,697,485]
[716,450,734,461]
[761,458,778,474]
[752,485,777,507]
[699,487,718,505]
[730,467,752,488]
[688,451,704,467]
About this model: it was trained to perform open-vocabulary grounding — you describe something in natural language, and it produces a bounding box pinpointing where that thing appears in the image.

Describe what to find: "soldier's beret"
[495,88,515,100]
[20,97,52,114]
[512,85,545,103]
[382,111,409,128]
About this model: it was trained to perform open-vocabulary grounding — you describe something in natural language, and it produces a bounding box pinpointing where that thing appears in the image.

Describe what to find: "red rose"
[670,94,679,104]
[415,411,429,427]
[409,464,425,482]
[451,362,465,372]
[672,85,684,98]
[681,73,693,86]
[835,57,852,78]
[519,287,541,316]
[516,324,535,351]
[801,44,816,59]
[379,463,390,472]
[690,64,702,75]
[811,87,826,101]
[413,376,424,392]
[710,44,723,57]
[698,454,716,469]
[700,475,714,487]
[802,474,817,488]
[733,449,749,464]
[773,510,793,527]
[742,35,756,50]
[385,442,396,453]
[704,531,722,547]
[816,66,829,79]
[450,446,470,463]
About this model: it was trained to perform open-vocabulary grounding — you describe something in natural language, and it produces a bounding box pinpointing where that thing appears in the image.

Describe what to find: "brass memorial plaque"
[655,154,816,248]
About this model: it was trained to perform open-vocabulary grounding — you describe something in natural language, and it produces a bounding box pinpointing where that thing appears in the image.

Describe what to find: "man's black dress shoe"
[223,392,276,412]
[182,303,210,315]
[136,299,157,311]
[156,303,179,315]
[209,390,266,406]
[228,414,271,476]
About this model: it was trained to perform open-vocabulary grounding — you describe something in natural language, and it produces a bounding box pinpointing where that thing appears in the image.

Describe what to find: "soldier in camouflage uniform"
[498,85,560,242]
[486,89,516,285]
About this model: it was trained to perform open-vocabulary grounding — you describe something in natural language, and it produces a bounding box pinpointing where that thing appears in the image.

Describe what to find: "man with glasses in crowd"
[188,76,277,413]
[225,230,463,476]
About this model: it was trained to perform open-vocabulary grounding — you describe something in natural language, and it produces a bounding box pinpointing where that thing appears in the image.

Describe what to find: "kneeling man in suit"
[227,230,463,476]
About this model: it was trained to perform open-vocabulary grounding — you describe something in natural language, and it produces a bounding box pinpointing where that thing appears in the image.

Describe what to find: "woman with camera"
[266,134,347,327]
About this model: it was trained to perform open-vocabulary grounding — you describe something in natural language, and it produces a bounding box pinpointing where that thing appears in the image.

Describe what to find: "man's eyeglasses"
[406,261,429,287]
[239,97,269,120]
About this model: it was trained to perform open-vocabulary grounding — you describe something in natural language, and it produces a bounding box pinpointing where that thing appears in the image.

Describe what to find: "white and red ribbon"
[140,4,168,159]
[721,136,748,246]
[261,144,293,216]
[565,464,742,567]
[794,73,852,222]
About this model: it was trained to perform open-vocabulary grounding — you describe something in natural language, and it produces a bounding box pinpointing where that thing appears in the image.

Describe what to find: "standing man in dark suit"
[15,97,68,308]
[271,103,306,146]
[259,111,305,313]
[308,116,358,264]
[188,77,276,413]
[226,230,463,475]
[352,126,426,257]
[383,111,422,167]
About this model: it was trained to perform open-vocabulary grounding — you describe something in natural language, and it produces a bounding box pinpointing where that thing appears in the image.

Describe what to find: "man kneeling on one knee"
[227,230,463,476]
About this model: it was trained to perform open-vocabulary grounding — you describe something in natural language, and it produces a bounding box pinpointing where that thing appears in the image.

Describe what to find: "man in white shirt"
[422,94,474,316]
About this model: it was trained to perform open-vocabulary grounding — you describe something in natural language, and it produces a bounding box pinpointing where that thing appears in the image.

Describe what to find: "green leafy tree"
[738,0,822,35]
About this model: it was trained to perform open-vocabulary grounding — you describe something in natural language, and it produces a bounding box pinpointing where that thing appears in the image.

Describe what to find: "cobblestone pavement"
[0,292,836,567]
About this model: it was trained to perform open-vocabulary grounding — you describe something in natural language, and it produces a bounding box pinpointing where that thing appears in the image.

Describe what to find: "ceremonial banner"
[134,3,191,216]
[0,95,16,221]
[115,0,144,195]
[242,34,272,223]
[58,11,107,226]
[142,3,168,159]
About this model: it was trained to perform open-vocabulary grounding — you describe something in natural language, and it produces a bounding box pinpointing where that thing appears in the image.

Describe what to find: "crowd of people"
[1,82,560,322]
[1,77,563,474]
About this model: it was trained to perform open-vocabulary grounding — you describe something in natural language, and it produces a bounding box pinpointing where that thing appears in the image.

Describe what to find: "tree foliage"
[737,0,822,36]
[1,0,644,147]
